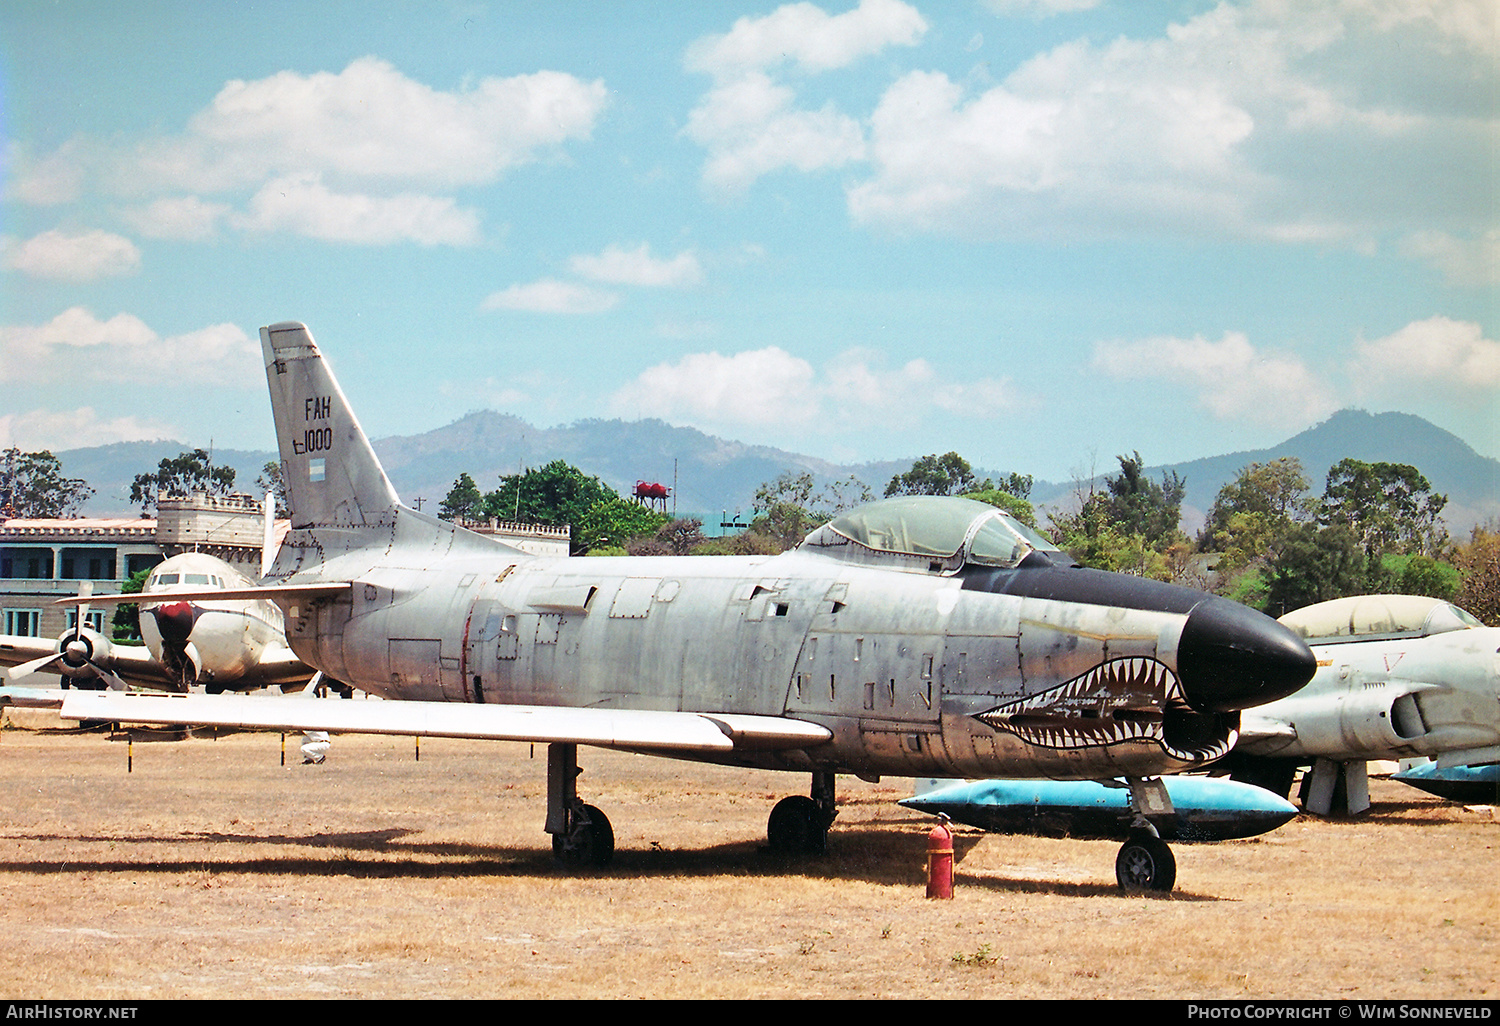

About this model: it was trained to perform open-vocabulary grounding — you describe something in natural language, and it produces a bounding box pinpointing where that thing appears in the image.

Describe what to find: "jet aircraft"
[2,321,1318,891]
[1,549,315,694]
[1222,594,1500,816]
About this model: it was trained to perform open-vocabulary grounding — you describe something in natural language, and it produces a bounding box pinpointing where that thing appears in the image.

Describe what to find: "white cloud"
[142,58,608,193]
[570,243,703,287]
[847,0,1496,242]
[684,2,925,193]
[686,72,867,193]
[16,58,607,248]
[1354,316,1500,392]
[5,138,90,205]
[1400,230,1500,287]
[685,0,927,76]
[123,196,231,241]
[1092,331,1338,426]
[481,279,619,314]
[612,347,819,425]
[609,345,1016,431]
[234,173,482,246]
[0,407,178,451]
[4,229,141,280]
[981,0,1101,13]
[0,308,258,386]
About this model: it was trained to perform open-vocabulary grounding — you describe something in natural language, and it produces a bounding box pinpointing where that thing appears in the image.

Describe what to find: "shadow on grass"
[0,822,1222,898]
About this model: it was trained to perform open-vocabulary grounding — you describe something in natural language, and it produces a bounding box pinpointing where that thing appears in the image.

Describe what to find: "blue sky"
[2,0,1495,486]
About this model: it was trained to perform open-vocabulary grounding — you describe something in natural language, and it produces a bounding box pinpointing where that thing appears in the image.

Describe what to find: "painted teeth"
[976,657,1233,764]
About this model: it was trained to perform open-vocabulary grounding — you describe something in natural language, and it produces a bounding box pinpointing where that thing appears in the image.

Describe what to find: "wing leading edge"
[2,688,833,755]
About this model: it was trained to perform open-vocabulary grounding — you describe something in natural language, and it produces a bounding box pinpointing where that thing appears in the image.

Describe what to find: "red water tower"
[634,480,671,511]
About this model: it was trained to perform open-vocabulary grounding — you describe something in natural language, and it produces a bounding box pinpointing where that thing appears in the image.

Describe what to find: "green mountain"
[50,408,1497,535]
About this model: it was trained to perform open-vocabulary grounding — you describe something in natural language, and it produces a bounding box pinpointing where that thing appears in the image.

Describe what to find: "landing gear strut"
[767,771,837,855]
[545,743,614,868]
[1115,777,1177,893]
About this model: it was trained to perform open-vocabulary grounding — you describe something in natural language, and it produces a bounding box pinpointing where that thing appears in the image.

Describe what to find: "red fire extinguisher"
[926,813,954,899]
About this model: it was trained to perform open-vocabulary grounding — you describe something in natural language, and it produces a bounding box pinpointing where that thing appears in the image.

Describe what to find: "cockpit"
[1278,594,1482,643]
[147,572,227,590]
[797,496,1068,575]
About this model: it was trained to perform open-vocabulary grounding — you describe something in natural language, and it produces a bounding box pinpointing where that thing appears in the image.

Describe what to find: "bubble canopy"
[799,496,1064,573]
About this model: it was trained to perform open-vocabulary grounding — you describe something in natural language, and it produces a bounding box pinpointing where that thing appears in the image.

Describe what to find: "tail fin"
[261,322,400,530]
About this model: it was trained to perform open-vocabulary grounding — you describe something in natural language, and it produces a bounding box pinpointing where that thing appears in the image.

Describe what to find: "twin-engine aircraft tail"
[261,321,400,531]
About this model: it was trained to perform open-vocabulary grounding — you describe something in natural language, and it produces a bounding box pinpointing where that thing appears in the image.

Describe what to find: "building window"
[65,610,106,633]
[1,549,54,580]
[3,609,42,637]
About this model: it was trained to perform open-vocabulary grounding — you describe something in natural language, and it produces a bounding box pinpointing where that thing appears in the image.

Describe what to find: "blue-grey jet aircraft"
[3,321,1317,891]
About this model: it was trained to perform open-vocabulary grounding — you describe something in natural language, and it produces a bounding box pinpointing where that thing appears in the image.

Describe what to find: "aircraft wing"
[3,688,834,755]
[53,582,350,606]
[0,634,176,688]
[242,646,320,690]
[1232,711,1298,756]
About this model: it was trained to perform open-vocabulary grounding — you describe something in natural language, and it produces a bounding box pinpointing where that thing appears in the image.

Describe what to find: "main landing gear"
[546,743,614,868]
[766,771,837,855]
[1115,777,1177,894]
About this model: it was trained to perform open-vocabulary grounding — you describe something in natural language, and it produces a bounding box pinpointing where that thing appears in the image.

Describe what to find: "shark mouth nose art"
[976,657,1236,764]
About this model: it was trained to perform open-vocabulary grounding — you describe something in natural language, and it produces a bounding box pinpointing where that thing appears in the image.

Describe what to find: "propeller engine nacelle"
[0,625,125,690]
[58,625,114,688]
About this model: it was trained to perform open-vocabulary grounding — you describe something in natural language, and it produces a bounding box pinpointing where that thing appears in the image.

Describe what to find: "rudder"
[261,322,400,530]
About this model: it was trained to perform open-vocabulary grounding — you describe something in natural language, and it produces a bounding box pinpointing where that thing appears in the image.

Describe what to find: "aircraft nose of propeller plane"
[152,601,197,646]
[1176,597,1316,713]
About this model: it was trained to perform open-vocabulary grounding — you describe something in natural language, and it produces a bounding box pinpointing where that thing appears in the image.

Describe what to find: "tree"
[1454,526,1500,625]
[1047,452,1185,580]
[255,461,290,519]
[576,496,670,553]
[482,460,617,555]
[1262,523,1370,617]
[962,487,1037,528]
[624,517,707,557]
[439,473,484,523]
[885,452,979,497]
[1099,451,1185,548]
[1380,553,1459,602]
[112,567,151,642]
[1199,458,1311,557]
[999,472,1033,501]
[0,448,93,518]
[745,471,873,552]
[130,449,236,513]
[1319,459,1447,557]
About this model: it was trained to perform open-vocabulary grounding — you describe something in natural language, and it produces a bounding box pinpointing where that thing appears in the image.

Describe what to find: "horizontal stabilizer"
[49,691,833,755]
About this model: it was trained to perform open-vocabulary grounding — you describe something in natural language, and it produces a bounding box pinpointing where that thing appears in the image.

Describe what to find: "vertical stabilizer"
[261,322,400,529]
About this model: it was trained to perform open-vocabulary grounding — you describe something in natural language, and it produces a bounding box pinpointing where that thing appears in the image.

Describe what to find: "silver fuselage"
[275,508,1227,780]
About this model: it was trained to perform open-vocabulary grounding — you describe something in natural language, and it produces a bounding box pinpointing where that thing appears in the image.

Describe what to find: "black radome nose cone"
[1177,598,1316,713]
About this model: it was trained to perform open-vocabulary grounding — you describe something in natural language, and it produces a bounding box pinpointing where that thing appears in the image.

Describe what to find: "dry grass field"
[0,709,1493,1001]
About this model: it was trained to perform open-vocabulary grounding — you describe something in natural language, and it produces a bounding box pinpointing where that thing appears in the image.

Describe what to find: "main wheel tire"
[767,795,825,855]
[552,803,614,868]
[1115,835,1176,893]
